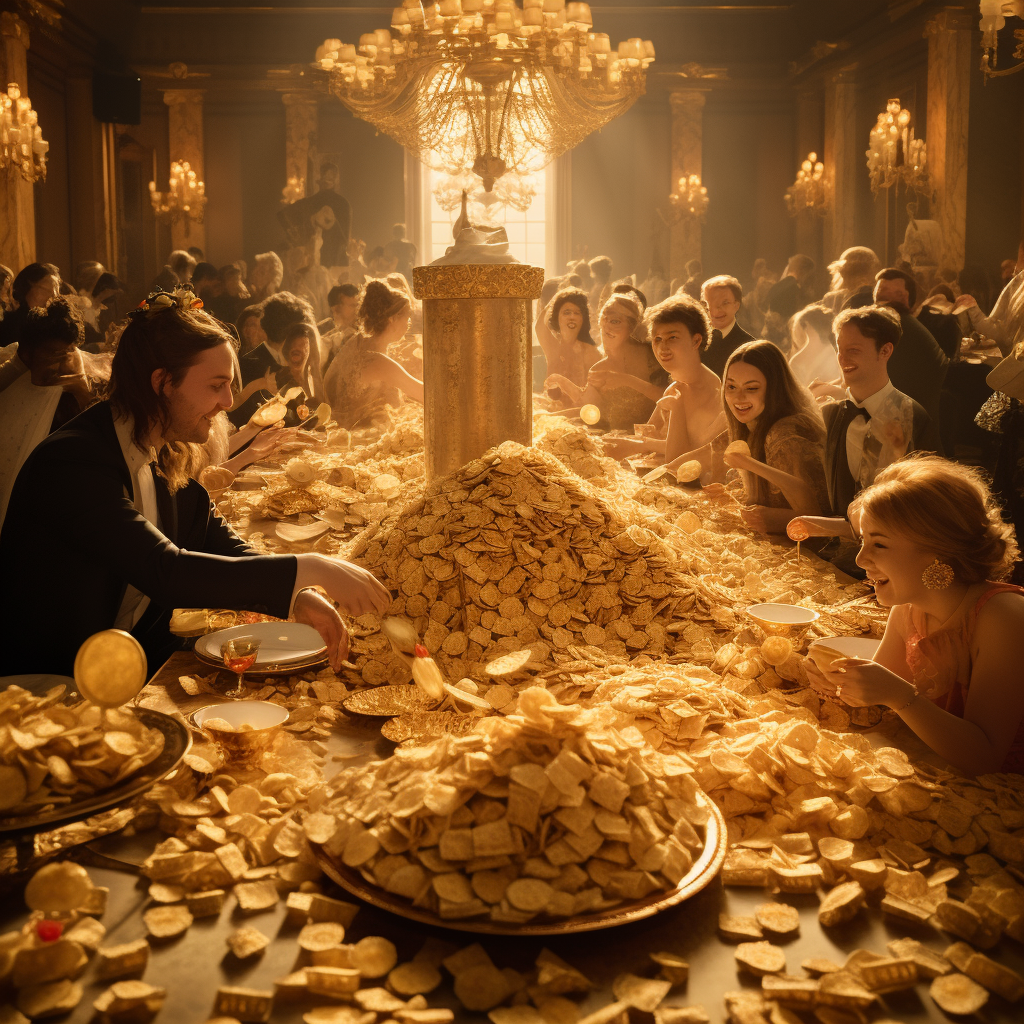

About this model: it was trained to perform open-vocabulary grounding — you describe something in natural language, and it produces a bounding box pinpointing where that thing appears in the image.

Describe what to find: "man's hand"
[293,588,348,670]
[954,294,978,311]
[601,436,644,460]
[245,427,294,463]
[809,379,846,403]
[262,367,278,394]
[296,554,392,617]
[786,515,855,540]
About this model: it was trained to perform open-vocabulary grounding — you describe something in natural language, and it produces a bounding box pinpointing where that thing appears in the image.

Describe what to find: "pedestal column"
[823,66,858,262]
[162,89,206,251]
[413,264,544,482]
[282,92,318,199]
[925,10,973,272]
[0,13,35,272]
[668,89,706,284]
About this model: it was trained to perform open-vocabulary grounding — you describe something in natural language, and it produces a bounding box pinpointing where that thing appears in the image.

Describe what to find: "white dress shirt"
[845,379,895,480]
[113,415,161,629]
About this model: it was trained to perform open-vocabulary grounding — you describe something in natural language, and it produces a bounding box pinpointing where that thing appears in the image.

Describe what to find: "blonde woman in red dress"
[798,456,1024,776]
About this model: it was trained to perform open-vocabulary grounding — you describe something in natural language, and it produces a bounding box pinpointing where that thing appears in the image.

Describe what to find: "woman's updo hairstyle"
[849,455,1018,583]
[359,279,409,337]
[20,297,84,357]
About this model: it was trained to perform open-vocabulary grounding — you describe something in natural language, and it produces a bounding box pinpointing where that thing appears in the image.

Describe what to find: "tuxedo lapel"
[153,466,179,545]
[823,403,858,515]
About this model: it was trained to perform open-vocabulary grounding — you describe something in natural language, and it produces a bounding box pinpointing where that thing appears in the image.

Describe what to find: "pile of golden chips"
[346,441,702,686]
[0,686,165,816]
[313,687,710,924]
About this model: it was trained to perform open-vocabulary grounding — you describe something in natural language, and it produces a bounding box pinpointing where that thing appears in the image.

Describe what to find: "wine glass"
[221,637,261,698]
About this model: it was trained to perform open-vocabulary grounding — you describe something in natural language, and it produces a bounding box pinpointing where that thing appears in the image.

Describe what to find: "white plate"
[195,621,327,668]
[808,637,881,661]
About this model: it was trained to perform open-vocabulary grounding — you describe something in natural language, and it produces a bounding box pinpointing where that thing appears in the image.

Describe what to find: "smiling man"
[0,291,389,677]
[699,275,753,378]
[785,305,938,572]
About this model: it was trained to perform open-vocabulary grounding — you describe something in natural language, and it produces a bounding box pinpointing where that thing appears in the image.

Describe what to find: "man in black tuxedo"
[766,254,816,321]
[872,268,948,430]
[790,306,936,575]
[0,292,389,677]
[700,275,753,378]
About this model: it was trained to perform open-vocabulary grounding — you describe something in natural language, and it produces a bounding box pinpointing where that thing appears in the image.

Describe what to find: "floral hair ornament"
[131,289,205,319]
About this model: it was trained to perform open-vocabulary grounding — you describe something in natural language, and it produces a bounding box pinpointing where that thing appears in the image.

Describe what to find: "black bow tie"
[845,400,871,422]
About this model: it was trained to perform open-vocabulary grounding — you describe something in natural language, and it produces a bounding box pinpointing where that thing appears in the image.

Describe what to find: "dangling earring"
[921,559,955,590]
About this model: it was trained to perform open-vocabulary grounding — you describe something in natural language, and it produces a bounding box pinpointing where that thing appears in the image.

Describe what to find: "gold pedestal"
[413,263,545,482]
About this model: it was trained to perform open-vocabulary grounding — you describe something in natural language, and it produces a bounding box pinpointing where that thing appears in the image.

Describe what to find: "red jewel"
[414,644,429,658]
[36,919,64,942]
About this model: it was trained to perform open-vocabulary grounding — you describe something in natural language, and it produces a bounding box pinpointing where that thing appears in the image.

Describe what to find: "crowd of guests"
[1,235,1024,776]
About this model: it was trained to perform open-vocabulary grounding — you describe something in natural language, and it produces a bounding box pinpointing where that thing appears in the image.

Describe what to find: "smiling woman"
[804,456,1024,777]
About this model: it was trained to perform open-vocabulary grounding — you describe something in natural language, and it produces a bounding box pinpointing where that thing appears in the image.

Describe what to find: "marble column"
[282,92,318,200]
[162,89,206,251]
[925,10,973,272]
[0,13,36,272]
[794,89,824,266]
[823,66,858,262]
[67,75,115,271]
[669,89,707,285]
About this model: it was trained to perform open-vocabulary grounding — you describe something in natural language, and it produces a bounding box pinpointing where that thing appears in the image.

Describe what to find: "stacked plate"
[194,622,328,675]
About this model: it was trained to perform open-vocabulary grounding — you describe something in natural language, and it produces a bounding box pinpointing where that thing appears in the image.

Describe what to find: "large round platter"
[0,708,191,835]
[194,622,328,675]
[342,685,439,717]
[311,800,726,936]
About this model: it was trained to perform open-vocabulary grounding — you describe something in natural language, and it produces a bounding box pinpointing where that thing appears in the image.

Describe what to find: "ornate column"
[925,10,973,272]
[0,13,35,271]
[162,89,206,251]
[282,92,318,200]
[794,89,824,265]
[823,65,858,262]
[668,88,707,284]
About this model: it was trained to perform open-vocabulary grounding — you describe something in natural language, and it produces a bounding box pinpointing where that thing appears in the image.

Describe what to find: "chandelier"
[866,99,929,196]
[1,83,49,183]
[313,0,654,194]
[662,174,708,224]
[784,152,828,217]
[433,166,536,212]
[979,1,1024,79]
[149,160,207,235]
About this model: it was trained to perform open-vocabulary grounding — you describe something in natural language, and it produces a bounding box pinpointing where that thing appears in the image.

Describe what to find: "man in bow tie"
[788,305,938,574]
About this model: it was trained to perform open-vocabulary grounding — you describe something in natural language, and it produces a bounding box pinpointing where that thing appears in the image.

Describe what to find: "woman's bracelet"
[890,687,919,714]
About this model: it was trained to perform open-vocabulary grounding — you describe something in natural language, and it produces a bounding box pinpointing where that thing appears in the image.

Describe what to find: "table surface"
[2,656,1023,1024]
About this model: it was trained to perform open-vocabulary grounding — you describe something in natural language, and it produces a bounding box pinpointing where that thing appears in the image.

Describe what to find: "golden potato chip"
[104,731,140,757]
[725,440,750,456]
[148,882,184,904]
[304,1009,376,1024]
[484,650,533,677]
[675,460,703,484]
[759,637,792,668]
[612,974,672,1012]
[819,881,865,927]
[388,962,443,996]
[24,863,93,913]
[95,939,150,981]
[143,904,192,939]
[12,939,88,988]
[536,997,581,1024]
[17,979,83,1018]
[234,880,279,913]
[354,988,407,1013]
[754,902,800,936]
[454,964,511,1011]
[930,973,989,1015]
[227,926,269,959]
[506,878,554,913]
[718,915,763,942]
[580,404,601,425]
[306,967,361,998]
[299,922,347,952]
[735,942,786,977]
[351,936,398,978]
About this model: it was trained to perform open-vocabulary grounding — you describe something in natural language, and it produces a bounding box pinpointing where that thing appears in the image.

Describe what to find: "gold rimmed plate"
[193,649,328,677]
[380,711,479,744]
[311,800,726,936]
[194,622,328,675]
[0,709,191,835]
[342,685,440,717]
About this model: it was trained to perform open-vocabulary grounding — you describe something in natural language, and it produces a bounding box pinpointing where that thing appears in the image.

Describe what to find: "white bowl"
[746,603,820,637]
[193,700,288,731]
[808,636,881,668]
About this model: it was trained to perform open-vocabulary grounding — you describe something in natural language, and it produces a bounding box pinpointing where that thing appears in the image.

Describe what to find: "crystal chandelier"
[1,83,49,183]
[866,99,929,196]
[663,174,708,224]
[149,161,207,235]
[979,1,1024,79]
[784,152,828,217]
[313,0,654,194]
[433,166,536,212]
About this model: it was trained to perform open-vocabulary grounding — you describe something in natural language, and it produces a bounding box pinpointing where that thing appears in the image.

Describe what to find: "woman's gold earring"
[921,559,954,590]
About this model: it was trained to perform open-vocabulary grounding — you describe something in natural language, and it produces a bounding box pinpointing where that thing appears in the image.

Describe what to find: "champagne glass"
[221,637,261,698]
